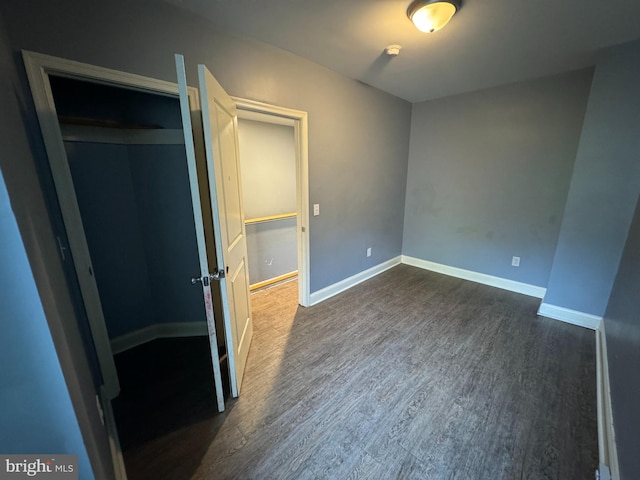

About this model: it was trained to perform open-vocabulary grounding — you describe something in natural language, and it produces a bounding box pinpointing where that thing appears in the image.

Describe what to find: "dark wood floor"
[115,265,597,479]
[111,336,222,474]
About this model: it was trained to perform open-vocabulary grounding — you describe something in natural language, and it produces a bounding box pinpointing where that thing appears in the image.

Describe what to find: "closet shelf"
[59,121,185,145]
[57,115,165,130]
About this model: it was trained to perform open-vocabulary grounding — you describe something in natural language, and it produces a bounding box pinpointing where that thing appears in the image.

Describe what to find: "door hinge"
[191,269,225,286]
[56,236,67,261]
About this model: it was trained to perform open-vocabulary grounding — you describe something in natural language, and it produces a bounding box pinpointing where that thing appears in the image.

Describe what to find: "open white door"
[198,63,254,397]
[175,55,226,412]
[176,55,254,397]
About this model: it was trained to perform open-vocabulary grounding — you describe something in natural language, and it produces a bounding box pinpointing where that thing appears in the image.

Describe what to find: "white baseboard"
[401,255,547,299]
[597,322,620,479]
[537,303,602,330]
[110,321,208,354]
[309,256,401,306]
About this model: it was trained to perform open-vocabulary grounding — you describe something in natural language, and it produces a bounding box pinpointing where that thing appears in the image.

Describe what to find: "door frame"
[232,97,310,307]
[22,50,208,480]
[23,50,206,398]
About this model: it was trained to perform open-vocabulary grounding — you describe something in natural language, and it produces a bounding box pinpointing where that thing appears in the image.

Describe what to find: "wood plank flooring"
[117,265,597,479]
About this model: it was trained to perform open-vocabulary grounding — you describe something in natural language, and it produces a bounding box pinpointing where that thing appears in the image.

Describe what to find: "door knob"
[191,269,225,286]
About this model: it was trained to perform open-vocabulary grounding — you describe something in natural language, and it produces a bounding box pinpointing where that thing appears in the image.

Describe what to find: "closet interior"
[49,75,228,455]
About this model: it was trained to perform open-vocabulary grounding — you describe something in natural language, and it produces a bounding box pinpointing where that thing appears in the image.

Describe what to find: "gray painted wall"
[543,40,640,316]
[0,0,411,294]
[403,69,592,287]
[0,13,100,477]
[602,194,640,479]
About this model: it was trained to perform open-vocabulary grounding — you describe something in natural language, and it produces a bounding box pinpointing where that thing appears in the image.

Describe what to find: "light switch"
[313,204,320,216]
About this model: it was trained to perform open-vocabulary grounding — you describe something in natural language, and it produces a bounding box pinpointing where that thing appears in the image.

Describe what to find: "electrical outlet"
[367,247,372,257]
[313,204,320,216]
[512,256,520,267]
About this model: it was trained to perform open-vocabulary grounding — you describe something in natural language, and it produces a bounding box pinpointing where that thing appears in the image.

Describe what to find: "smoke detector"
[385,45,402,57]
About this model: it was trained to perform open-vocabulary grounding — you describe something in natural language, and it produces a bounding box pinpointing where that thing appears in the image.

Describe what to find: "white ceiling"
[166,0,640,103]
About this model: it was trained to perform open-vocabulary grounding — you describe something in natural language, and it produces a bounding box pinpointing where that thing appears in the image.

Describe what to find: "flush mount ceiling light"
[407,0,461,33]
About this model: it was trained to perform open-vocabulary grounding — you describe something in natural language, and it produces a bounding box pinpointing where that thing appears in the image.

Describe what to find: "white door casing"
[232,98,310,308]
[22,52,214,402]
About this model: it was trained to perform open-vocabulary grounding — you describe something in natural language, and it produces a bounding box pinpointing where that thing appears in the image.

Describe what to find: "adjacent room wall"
[239,119,296,218]
[543,40,640,316]
[403,69,592,288]
[602,193,640,479]
[0,0,412,294]
[239,118,297,286]
[246,218,298,286]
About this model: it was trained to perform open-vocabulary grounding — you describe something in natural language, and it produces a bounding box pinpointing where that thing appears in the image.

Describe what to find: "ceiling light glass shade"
[408,0,460,33]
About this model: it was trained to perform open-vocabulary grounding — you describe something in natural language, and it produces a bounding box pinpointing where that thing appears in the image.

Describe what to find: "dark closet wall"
[67,142,207,339]
[66,141,156,338]
[128,144,205,328]
[55,77,207,339]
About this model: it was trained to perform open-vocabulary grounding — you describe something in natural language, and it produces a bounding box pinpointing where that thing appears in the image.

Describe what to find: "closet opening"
[48,75,229,477]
